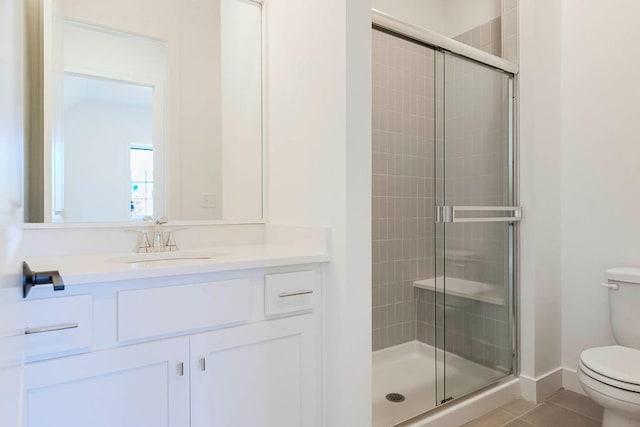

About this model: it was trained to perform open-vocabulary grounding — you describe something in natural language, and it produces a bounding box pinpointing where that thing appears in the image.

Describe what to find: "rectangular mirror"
[24,0,264,223]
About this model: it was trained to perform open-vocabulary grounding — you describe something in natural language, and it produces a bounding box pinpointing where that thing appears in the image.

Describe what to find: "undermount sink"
[107,251,225,264]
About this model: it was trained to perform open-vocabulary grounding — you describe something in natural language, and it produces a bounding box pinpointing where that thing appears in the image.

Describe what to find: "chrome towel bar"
[436,206,523,223]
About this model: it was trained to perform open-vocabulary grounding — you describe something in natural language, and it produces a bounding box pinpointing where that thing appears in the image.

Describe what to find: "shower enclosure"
[371,15,520,427]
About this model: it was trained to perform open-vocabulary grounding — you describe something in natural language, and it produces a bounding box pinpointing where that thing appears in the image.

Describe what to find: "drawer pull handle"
[25,323,78,335]
[278,290,314,298]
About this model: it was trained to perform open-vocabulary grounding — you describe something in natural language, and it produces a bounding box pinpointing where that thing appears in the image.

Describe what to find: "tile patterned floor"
[463,389,603,427]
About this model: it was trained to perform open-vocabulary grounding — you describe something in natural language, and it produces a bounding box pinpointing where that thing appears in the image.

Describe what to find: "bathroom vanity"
[21,242,328,427]
[17,0,316,422]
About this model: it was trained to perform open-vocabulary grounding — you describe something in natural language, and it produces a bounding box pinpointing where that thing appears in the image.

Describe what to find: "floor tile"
[520,402,601,427]
[545,388,565,402]
[500,398,539,417]
[503,420,533,427]
[463,409,515,426]
[549,390,603,420]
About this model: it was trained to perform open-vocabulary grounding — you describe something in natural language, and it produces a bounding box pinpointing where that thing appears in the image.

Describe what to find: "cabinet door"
[191,315,320,427]
[24,337,190,427]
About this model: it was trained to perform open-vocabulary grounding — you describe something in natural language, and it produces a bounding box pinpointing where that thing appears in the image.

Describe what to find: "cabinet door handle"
[177,362,184,377]
[25,323,78,335]
[199,357,206,372]
[278,289,314,298]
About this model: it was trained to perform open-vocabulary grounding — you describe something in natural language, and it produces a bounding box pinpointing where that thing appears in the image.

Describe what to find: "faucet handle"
[164,228,186,252]
[125,229,152,253]
[165,232,178,252]
[139,232,152,253]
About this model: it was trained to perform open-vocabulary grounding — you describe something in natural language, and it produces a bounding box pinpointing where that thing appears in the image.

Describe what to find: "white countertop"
[24,244,330,286]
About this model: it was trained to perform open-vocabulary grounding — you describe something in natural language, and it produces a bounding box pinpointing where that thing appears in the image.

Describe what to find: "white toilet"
[579,267,640,427]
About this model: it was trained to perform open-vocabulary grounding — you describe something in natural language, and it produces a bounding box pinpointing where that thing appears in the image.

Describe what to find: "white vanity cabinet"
[24,337,191,427]
[21,265,323,427]
[190,315,319,427]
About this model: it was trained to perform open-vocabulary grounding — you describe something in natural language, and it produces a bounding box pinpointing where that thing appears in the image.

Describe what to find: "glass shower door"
[435,52,519,404]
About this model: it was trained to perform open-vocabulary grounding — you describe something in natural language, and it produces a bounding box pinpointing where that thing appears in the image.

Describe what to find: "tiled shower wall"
[453,17,502,57]
[372,29,435,351]
[452,0,519,63]
[502,0,519,62]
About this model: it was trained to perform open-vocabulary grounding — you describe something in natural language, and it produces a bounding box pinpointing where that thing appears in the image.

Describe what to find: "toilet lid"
[580,345,640,386]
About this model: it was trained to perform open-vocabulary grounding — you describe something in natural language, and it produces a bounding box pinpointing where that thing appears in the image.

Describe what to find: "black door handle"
[23,262,65,298]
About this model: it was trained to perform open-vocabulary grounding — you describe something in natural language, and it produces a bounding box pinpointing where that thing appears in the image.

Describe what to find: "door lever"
[23,261,65,298]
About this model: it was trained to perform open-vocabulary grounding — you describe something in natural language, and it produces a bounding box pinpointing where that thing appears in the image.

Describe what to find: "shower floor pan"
[373,341,502,427]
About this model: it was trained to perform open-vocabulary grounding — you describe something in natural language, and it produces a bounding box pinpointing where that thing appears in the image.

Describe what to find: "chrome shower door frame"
[434,50,520,406]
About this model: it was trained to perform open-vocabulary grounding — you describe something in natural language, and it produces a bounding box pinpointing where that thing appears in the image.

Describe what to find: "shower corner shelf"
[413,277,505,306]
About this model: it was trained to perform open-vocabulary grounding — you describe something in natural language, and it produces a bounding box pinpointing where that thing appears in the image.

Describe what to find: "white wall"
[518,0,562,399]
[0,0,23,227]
[0,0,26,425]
[265,0,371,424]
[560,1,640,372]
[63,100,152,222]
[519,0,640,398]
[371,0,446,34]
[372,0,501,38]
[220,0,263,220]
[174,0,223,220]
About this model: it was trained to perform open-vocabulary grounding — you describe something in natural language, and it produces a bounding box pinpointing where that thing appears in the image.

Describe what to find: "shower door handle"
[437,206,523,223]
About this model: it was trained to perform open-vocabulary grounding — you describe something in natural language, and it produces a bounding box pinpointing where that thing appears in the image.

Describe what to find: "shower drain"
[385,393,406,403]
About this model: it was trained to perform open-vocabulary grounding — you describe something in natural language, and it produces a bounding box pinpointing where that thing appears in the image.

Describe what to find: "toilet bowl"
[579,346,640,426]
[578,268,640,427]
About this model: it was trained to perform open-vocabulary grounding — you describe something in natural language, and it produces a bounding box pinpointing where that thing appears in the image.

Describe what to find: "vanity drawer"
[24,295,93,358]
[117,279,250,342]
[264,270,317,317]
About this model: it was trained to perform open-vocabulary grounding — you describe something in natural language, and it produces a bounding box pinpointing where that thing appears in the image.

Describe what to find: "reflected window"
[130,146,153,218]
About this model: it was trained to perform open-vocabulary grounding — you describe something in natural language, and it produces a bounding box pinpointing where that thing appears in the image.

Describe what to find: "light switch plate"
[202,193,217,209]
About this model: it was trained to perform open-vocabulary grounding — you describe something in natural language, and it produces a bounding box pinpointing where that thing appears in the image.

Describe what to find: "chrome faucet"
[143,216,174,252]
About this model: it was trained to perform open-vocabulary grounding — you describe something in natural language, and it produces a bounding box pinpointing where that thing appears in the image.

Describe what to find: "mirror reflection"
[25,0,263,223]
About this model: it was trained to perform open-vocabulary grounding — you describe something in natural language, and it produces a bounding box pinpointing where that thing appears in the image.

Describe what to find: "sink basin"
[107,251,225,264]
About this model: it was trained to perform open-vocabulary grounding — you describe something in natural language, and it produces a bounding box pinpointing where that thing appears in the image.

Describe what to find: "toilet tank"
[606,268,640,349]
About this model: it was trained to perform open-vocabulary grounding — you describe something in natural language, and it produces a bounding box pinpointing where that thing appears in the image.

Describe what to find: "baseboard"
[562,367,586,396]
[520,368,563,403]
[404,378,520,427]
